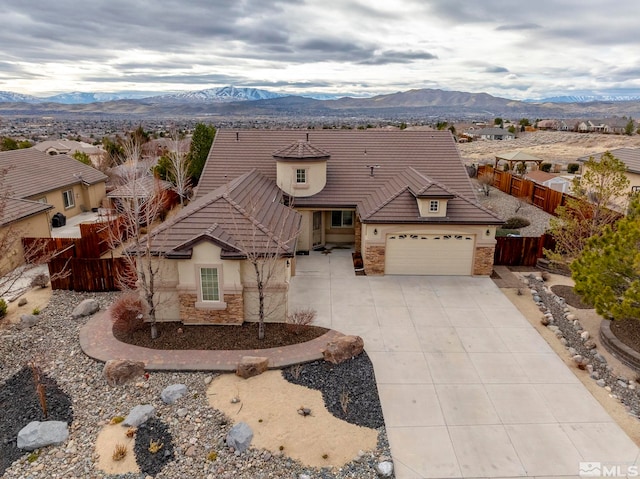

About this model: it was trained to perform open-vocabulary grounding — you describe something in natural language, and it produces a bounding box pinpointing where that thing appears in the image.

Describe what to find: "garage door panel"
[385,233,474,275]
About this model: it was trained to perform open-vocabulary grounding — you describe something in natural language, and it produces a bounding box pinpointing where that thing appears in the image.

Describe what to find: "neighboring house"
[470,128,515,141]
[577,148,640,201]
[0,197,52,276]
[0,147,108,223]
[524,170,572,193]
[536,119,569,131]
[141,129,503,325]
[574,118,629,134]
[33,140,104,166]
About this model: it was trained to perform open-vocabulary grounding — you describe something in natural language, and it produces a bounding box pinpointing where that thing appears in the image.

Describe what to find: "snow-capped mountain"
[527,94,640,103]
[0,91,42,103]
[45,91,161,104]
[154,86,288,103]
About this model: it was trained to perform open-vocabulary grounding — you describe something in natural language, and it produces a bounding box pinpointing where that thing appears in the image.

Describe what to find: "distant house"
[524,170,572,193]
[33,139,104,166]
[471,127,515,141]
[536,119,569,131]
[574,118,629,134]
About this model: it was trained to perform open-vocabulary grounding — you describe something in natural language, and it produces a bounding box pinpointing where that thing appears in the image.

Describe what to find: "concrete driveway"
[289,249,640,479]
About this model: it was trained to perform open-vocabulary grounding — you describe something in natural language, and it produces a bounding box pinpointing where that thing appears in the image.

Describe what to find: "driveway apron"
[289,249,640,479]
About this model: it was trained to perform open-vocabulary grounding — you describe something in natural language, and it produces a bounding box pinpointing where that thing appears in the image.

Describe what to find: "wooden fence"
[22,217,137,292]
[478,165,571,216]
[493,234,555,266]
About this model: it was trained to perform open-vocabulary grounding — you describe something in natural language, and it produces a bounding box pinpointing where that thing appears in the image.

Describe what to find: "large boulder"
[226,422,253,453]
[71,298,100,319]
[17,421,69,451]
[123,404,155,427]
[322,335,364,364]
[236,356,269,379]
[103,359,146,386]
[161,384,188,404]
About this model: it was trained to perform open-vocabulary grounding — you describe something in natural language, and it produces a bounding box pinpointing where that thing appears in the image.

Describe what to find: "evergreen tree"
[571,196,640,320]
[187,123,216,184]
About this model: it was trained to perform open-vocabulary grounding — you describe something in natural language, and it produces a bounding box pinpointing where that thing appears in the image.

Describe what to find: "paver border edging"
[79,311,345,372]
[600,319,640,372]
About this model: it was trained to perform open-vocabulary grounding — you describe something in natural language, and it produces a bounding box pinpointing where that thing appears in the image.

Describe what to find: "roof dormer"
[414,184,455,218]
[273,139,330,197]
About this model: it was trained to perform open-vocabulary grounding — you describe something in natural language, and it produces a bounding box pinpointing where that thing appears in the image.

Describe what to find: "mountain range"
[0,86,639,119]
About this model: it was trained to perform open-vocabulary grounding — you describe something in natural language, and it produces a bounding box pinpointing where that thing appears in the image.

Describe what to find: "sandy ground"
[206,371,378,469]
[458,130,640,164]
[502,273,640,447]
[94,424,139,474]
[0,286,52,330]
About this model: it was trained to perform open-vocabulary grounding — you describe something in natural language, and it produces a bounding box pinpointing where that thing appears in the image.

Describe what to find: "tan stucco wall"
[0,213,52,277]
[297,209,313,252]
[417,198,449,218]
[361,223,497,276]
[240,258,291,323]
[27,182,106,219]
[277,160,327,197]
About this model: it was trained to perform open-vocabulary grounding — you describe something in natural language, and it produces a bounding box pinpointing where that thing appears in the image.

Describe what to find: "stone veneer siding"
[364,245,385,276]
[473,246,495,276]
[179,293,244,325]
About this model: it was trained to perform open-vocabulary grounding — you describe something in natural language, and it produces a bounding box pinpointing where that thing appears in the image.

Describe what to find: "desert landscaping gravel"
[0,290,393,478]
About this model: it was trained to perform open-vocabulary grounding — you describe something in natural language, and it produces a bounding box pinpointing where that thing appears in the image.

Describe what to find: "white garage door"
[385,233,475,275]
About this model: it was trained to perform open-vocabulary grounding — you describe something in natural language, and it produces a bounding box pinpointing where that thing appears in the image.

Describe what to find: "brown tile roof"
[524,170,559,183]
[577,148,640,174]
[272,140,331,160]
[197,130,502,225]
[1,197,52,226]
[107,176,172,199]
[0,147,107,199]
[144,170,301,258]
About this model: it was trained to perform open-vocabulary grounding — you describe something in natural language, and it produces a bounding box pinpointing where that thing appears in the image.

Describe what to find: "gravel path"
[0,290,393,479]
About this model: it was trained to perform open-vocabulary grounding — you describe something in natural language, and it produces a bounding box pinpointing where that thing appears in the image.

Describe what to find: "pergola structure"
[494,150,545,171]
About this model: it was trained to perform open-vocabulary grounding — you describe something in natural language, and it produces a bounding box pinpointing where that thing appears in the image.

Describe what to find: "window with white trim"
[296,168,307,184]
[331,210,354,228]
[429,200,439,212]
[199,267,220,302]
[62,189,74,209]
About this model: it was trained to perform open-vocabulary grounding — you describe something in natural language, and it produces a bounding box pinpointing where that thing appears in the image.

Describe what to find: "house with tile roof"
[577,148,640,208]
[140,130,503,325]
[0,148,108,274]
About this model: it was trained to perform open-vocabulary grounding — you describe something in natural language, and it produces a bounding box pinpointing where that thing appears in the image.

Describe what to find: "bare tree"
[477,169,494,196]
[105,137,170,339]
[227,182,301,340]
[160,130,191,205]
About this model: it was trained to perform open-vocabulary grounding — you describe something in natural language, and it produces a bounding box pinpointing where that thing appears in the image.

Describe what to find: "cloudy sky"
[2,0,640,100]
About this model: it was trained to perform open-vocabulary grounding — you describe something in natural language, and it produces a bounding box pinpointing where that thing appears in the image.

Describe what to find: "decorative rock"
[532,295,541,303]
[618,380,628,389]
[103,359,146,386]
[18,297,27,306]
[376,461,394,477]
[548,325,560,333]
[236,356,269,379]
[123,404,155,427]
[299,474,312,479]
[591,371,600,380]
[572,355,583,364]
[559,337,568,346]
[323,335,365,364]
[226,422,253,453]
[176,408,188,418]
[17,314,40,329]
[596,379,606,387]
[566,313,576,321]
[593,352,607,364]
[584,339,597,350]
[580,331,590,341]
[204,376,213,385]
[17,421,69,451]
[568,347,577,356]
[71,298,100,318]
[161,384,188,404]
[540,317,550,326]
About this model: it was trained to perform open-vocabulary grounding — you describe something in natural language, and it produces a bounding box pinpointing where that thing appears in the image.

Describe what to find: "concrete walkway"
[289,249,640,479]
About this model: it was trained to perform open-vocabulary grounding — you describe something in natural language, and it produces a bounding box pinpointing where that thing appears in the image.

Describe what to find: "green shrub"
[0,298,7,318]
[503,216,531,229]
[540,163,552,172]
[495,229,520,237]
[567,163,580,174]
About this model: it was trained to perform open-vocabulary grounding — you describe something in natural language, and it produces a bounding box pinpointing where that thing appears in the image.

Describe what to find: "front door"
[312,211,323,249]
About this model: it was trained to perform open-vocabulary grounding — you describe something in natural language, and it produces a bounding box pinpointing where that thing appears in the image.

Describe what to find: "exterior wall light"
[374,228,378,235]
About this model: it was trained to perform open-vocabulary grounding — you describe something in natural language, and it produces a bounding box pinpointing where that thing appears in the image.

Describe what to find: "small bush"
[567,163,580,174]
[111,293,146,335]
[285,308,316,335]
[503,216,531,229]
[540,163,552,172]
[32,307,40,315]
[0,298,7,318]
